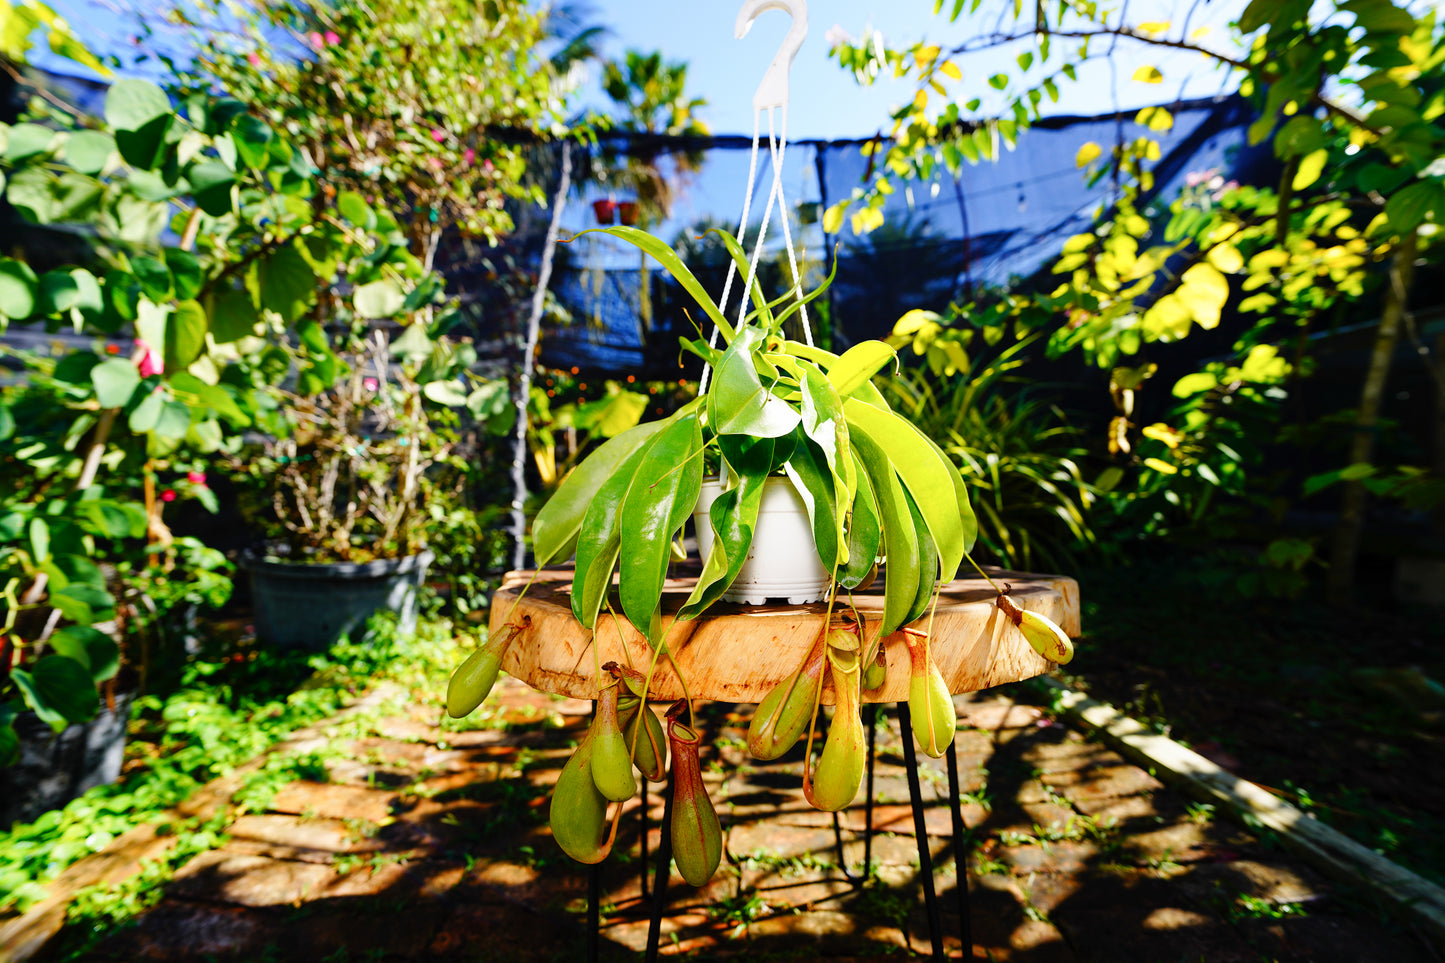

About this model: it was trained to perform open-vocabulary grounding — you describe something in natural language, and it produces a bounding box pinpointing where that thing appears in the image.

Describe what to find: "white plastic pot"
[693,476,830,605]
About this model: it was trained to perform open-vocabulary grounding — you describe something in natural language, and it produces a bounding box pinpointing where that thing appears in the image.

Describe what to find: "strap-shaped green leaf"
[902,487,942,626]
[708,228,775,328]
[846,398,965,582]
[827,341,898,397]
[571,441,656,628]
[852,431,920,637]
[709,326,801,438]
[836,450,881,590]
[619,412,704,645]
[799,361,855,560]
[534,419,668,565]
[569,227,733,342]
[679,468,768,621]
[917,430,978,554]
[784,434,843,571]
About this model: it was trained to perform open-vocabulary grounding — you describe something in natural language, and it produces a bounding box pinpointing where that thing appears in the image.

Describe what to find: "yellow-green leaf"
[1132,65,1163,84]
[850,206,885,236]
[1076,141,1102,168]
[822,200,848,236]
[1178,263,1230,329]
[1143,457,1178,474]
[1292,149,1328,191]
[939,60,961,80]
[1206,243,1243,274]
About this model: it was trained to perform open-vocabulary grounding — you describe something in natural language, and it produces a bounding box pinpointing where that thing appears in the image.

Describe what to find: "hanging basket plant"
[447,225,1075,883]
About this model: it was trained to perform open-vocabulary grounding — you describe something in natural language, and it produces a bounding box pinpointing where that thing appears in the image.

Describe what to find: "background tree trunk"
[1328,231,1419,596]
[511,144,572,571]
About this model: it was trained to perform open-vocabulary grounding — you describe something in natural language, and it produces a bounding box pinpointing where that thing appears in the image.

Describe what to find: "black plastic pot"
[241,551,434,650]
[0,691,135,830]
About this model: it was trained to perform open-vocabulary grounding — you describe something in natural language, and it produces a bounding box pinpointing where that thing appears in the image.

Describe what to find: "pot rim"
[239,549,435,579]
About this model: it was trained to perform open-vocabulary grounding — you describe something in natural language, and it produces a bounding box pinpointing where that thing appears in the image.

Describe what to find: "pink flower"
[483,159,494,172]
[363,377,379,391]
[187,471,207,485]
[324,30,340,45]
[308,31,324,50]
[463,148,475,166]
[135,340,163,378]
[161,489,177,503]
[428,156,443,170]
[247,51,261,67]
[431,128,446,143]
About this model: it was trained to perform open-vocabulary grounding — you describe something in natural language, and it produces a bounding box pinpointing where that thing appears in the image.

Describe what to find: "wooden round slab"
[488,568,1079,705]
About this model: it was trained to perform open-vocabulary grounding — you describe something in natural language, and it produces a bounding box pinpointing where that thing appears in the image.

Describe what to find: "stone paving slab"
[21,684,1444,963]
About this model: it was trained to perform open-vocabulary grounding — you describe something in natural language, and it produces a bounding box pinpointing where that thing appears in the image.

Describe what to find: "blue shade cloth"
[442,94,1257,379]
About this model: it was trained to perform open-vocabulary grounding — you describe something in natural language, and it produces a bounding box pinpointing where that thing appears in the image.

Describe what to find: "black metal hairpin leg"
[945,738,973,957]
[639,779,650,898]
[644,770,675,963]
[587,862,601,963]
[832,702,878,884]
[898,701,945,962]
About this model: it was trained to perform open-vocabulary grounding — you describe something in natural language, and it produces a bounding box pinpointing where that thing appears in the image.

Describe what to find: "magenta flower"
[247,51,261,66]
[324,30,340,45]
[430,128,446,143]
[135,340,163,378]
[161,489,177,503]
[308,31,324,50]
[463,148,475,165]
[187,471,207,485]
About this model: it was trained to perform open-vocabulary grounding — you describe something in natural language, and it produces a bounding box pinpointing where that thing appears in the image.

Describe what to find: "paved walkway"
[22,678,1441,961]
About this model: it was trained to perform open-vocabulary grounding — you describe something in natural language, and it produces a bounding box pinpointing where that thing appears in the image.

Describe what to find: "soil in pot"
[242,551,434,650]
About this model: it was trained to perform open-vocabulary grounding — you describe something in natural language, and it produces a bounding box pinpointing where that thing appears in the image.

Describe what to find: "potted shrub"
[228,322,491,650]
[448,225,1078,880]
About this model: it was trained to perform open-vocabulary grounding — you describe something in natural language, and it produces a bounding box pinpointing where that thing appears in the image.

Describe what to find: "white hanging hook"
[735,0,808,112]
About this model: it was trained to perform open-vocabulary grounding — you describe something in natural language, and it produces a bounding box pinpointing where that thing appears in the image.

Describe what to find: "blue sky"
[34,0,1253,139]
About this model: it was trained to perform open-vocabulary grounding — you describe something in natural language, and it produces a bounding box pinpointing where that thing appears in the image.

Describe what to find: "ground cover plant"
[0,615,463,917]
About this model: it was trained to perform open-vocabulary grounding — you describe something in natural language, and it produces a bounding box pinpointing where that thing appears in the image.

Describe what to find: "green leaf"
[1385,179,1444,235]
[230,114,274,169]
[799,362,854,562]
[131,255,171,301]
[572,227,734,342]
[128,388,164,433]
[902,487,941,625]
[1172,371,1218,397]
[164,249,204,301]
[36,269,79,317]
[0,258,39,320]
[354,279,405,318]
[1177,263,1230,329]
[28,516,49,563]
[851,430,919,637]
[208,287,259,343]
[784,435,843,572]
[570,433,662,628]
[836,451,882,589]
[64,130,114,175]
[11,657,97,730]
[845,398,966,583]
[537,416,670,566]
[679,469,768,621]
[337,190,374,228]
[4,123,56,162]
[826,341,897,396]
[189,159,236,216]
[422,379,469,406]
[0,722,16,767]
[154,399,193,439]
[708,327,801,438]
[618,412,703,644]
[91,357,141,407]
[1292,149,1328,191]
[105,79,173,170]
[164,299,207,372]
[257,243,316,323]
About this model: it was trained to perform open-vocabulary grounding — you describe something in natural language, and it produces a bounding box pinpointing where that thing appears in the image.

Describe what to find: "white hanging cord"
[767,106,813,346]
[736,107,784,331]
[698,112,764,395]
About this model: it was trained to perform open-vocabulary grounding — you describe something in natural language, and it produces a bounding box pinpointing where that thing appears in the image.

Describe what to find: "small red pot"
[617,201,639,226]
[592,199,616,224]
